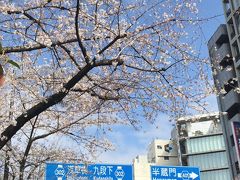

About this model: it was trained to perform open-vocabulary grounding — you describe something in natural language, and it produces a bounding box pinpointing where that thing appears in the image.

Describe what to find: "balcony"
[226,8,231,17]
[226,103,240,119]
[214,43,232,64]
[222,89,240,111]
[208,24,228,50]
[230,113,240,122]
[217,66,236,87]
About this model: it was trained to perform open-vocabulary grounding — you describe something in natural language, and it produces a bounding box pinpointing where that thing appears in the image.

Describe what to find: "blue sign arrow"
[45,162,133,180]
[151,166,200,180]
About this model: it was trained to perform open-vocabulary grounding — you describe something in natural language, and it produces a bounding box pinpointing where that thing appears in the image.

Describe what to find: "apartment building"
[207,1,240,179]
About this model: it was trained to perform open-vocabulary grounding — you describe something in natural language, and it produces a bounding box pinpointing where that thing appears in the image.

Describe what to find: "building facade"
[133,139,178,180]
[208,1,240,179]
[147,139,179,165]
[175,113,231,180]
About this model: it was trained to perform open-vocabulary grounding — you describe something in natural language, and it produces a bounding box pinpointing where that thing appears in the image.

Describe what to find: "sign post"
[151,166,200,180]
[46,163,133,180]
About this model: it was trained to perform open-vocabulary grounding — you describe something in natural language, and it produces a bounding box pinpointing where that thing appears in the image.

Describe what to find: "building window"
[189,152,229,170]
[164,156,169,160]
[157,145,162,149]
[235,161,240,174]
[235,14,240,34]
[223,0,231,16]
[232,0,240,11]
[186,135,225,154]
[233,41,240,61]
[231,135,235,146]
[228,18,236,39]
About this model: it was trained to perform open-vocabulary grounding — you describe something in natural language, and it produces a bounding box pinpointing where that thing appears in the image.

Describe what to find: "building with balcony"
[174,113,231,180]
[208,1,240,179]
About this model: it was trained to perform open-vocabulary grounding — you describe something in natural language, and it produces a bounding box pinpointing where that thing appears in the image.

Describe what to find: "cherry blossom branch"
[97,34,127,55]
[4,38,79,54]
[71,88,121,101]
[3,36,114,54]
[75,0,90,64]
[0,57,123,149]
[31,105,101,142]
[0,64,92,149]
[59,44,81,69]
[131,45,209,112]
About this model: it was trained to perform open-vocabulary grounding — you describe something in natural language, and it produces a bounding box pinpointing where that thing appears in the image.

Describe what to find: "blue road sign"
[151,166,200,180]
[45,162,133,180]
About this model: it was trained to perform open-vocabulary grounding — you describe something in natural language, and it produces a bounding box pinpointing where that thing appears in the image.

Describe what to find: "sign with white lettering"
[151,166,200,180]
[45,163,133,180]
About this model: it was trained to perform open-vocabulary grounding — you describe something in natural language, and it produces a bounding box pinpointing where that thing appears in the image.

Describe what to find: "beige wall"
[133,157,151,180]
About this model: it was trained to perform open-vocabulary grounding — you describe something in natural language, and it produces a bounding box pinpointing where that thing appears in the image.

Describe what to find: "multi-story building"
[174,113,231,180]
[133,139,178,180]
[208,1,240,179]
[147,139,179,165]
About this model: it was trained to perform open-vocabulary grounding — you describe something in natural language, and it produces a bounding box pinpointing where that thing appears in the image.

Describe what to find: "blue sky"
[97,0,225,164]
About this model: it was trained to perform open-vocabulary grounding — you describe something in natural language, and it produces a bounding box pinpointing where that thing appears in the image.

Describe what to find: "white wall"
[133,139,179,180]
[147,139,179,165]
[133,156,151,180]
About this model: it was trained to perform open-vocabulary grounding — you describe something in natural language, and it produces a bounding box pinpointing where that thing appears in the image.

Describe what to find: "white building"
[147,139,178,165]
[133,139,179,180]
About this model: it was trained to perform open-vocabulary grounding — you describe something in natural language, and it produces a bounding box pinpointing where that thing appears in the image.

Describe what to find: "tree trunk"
[3,146,10,180]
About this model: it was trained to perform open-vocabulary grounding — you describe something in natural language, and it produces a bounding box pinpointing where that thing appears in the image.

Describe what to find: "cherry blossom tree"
[0,142,95,179]
[0,0,211,177]
[1,112,114,179]
[0,71,115,179]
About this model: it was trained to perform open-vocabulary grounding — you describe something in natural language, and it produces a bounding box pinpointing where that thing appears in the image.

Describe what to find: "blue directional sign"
[45,162,133,180]
[151,166,200,180]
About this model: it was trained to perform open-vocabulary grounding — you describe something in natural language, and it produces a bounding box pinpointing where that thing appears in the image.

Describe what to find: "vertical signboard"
[45,163,133,180]
[232,121,240,164]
